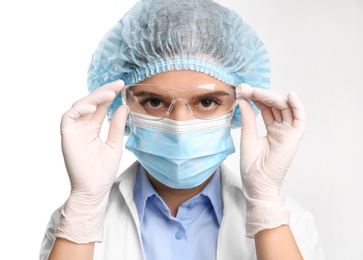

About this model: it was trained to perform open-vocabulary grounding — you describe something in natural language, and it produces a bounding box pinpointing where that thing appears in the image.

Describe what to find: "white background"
[0,0,362,259]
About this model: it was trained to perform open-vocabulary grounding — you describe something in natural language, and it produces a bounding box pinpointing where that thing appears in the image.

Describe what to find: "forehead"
[138,70,226,90]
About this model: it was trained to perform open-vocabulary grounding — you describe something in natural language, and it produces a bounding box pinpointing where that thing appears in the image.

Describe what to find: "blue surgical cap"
[87,0,270,127]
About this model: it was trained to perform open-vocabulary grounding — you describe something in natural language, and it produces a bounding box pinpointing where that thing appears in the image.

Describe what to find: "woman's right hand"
[55,80,129,243]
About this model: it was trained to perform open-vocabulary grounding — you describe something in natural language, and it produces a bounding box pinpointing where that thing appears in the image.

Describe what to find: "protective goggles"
[121,83,242,120]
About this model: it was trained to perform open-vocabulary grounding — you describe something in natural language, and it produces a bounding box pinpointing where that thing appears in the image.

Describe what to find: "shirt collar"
[133,165,156,223]
[200,167,223,225]
[133,165,223,225]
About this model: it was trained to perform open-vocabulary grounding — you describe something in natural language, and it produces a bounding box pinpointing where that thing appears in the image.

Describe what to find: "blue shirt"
[133,166,223,260]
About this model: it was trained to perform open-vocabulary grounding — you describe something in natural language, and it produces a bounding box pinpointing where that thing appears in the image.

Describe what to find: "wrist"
[243,193,290,238]
[240,165,287,203]
[55,193,109,244]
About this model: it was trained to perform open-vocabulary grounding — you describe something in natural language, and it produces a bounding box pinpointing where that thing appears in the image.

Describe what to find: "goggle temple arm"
[234,83,251,100]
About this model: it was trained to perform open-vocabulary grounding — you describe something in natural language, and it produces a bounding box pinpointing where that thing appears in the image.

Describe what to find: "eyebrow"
[190,91,230,98]
[131,90,231,99]
[132,91,168,99]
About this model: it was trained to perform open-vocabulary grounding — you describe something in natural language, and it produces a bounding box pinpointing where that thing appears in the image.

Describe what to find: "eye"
[140,98,166,109]
[196,98,221,110]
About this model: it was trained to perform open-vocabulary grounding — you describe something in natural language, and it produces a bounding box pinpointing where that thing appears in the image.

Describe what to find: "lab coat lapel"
[216,164,256,259]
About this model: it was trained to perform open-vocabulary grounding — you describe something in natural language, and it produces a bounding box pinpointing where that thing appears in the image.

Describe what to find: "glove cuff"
[54,195,108,244]
[245,197,290,238]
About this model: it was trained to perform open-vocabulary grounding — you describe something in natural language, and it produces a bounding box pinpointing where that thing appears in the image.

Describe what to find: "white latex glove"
[55,80,129,243]
[238,85,306,238]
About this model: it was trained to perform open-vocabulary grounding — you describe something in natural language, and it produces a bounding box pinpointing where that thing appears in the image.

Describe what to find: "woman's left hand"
[238,85,306,237]
[238,85,306,205]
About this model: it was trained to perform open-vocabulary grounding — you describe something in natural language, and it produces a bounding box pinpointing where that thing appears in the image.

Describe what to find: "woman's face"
[132,70,229,121]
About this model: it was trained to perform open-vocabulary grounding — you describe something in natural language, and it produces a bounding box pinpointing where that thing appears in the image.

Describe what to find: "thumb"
[287,92,306,135]
[106,105,129,151]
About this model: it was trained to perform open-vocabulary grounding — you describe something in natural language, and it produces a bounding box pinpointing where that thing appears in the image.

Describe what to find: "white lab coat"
[40,161,325,259]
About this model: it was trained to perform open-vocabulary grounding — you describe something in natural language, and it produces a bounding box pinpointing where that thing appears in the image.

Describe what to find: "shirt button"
[175,231,184,240]
[189,201,197,208]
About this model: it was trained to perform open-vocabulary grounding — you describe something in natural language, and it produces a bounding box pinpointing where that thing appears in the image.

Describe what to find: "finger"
[90,91,116,124]
[106,105,129,152]
[71,80,123,109]
[68,80,124,125]
[61,104,97,128]
[271,107,283,123]
[238,98,258,140]
[253,100,275,126]
[281,106,294,125]
[92,79,125,94]
[287,92,306,134]
[90,80,125,124]
[72,90,115,125]
[241,87,290,111]
[251,90,294,125]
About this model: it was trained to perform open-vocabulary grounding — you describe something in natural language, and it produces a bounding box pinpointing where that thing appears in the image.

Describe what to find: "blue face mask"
[125,113,235,189]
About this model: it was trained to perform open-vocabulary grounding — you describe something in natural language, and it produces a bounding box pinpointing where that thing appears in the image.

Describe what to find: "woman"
[40,0,324,259]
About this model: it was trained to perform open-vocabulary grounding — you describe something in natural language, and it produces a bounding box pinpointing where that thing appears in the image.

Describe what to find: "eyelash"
[139,97,169,107]
[194,96,222,105]
[139,96,222,104]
